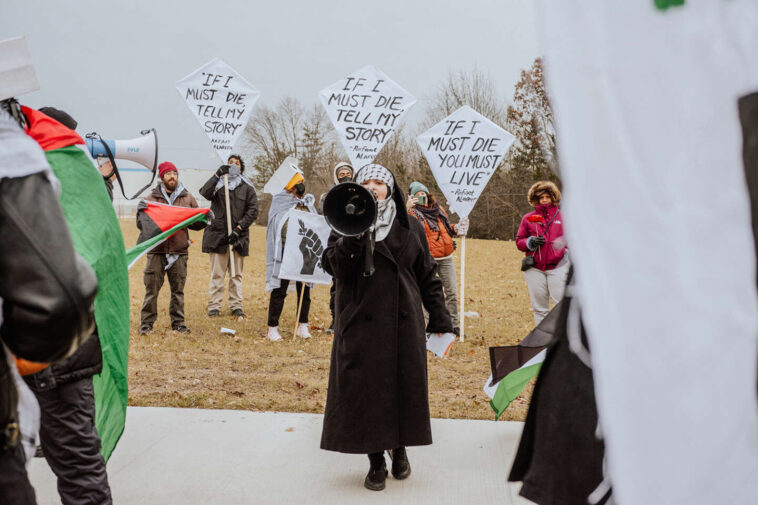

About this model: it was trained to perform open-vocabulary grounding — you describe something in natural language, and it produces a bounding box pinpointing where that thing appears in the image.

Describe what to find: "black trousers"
[268,280,311,327]
[34,377,112,505]
[0,444,36,505]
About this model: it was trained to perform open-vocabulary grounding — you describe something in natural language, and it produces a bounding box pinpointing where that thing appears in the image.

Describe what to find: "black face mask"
[294,182,306,197]
[337,176,352,184]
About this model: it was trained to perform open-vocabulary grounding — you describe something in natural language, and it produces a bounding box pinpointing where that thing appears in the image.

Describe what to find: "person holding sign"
[406,181,469,336]
[265,171,317,341]
[516,181,569,325]
[320,164,452,491]
[200,154,258,319]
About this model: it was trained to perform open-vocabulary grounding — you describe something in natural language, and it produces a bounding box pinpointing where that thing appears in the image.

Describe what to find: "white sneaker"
[267,326,282,342]
[296,323,312,339]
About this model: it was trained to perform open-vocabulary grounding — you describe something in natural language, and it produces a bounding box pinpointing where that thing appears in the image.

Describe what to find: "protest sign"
[279,210,332,285]
[176,58,260,162]
[417,105,515,218]
[264,156,301,195]
[319,65,416,170]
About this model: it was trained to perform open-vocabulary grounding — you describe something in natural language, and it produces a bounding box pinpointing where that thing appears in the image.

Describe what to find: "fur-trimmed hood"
[528,180,561,207]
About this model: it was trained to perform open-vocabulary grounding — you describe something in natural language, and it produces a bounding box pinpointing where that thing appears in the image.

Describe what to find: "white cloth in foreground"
[539,1,758,504]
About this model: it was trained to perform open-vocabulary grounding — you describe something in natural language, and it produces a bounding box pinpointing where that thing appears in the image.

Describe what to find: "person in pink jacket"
[516,181,569,324]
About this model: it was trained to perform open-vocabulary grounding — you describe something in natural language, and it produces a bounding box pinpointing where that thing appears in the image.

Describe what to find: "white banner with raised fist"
[279,210,332,285]
[176,57,260,162]
[319,65,416,170]
[417,105,515,218]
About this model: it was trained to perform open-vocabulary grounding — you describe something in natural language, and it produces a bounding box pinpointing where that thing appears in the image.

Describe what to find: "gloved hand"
[456,217,469,236]
[227,228,240,247]
[216,164,231,178]
[527,235,546,250]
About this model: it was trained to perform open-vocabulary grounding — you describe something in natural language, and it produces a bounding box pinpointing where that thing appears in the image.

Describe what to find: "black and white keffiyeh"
[354,163,394,197]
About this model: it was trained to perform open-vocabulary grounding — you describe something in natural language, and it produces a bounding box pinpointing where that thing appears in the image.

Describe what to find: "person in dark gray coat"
[320,164,452,491]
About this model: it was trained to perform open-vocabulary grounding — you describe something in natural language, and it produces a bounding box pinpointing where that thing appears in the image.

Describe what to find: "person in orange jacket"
[406,181,468,336]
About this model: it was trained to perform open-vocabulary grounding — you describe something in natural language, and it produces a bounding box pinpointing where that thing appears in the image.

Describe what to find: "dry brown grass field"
[123,219,536,422]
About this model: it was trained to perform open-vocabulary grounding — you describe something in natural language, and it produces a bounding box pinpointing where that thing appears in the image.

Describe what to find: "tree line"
[237,58,559,240]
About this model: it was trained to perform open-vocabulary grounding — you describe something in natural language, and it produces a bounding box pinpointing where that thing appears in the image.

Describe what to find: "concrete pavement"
[28,407,532,505]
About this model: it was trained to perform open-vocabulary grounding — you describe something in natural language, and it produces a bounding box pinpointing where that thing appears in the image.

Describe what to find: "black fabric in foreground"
[738,91,758,291]
[508,288,609,505]
[737,91,758,403]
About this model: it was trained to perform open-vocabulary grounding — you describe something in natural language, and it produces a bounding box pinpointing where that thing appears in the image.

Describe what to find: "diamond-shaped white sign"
[319,65,416,170]
[176,58,260,163]
[417,106,515,218]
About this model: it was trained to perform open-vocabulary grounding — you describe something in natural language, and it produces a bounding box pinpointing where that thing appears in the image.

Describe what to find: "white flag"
[319,65,416,170]
[176,58,260,162]
[417,106,514,218]
[279,210,332,285]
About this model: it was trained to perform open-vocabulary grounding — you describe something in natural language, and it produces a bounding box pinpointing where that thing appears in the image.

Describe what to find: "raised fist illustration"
[298,220,324,275]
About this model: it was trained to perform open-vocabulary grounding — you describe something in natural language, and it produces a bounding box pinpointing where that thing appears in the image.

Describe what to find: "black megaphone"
[322,182,377,276]
[322,182,377,237]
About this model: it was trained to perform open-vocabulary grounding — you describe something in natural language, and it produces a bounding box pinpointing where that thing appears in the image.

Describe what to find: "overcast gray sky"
[2,0,540,174]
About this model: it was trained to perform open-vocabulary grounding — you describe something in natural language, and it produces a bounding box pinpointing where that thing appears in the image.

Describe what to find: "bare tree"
[425,67,508,128]
[240,97,305,187]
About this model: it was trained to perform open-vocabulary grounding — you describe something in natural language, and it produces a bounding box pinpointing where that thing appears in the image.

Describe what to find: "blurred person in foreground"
[0,99,97,505]
[516,181,569,325]
[406,181,468,336]
[200,154,258,319]
[139,162,206,334]
[22,105,128,505]
[320,164,452,491]
[265,171,317,341]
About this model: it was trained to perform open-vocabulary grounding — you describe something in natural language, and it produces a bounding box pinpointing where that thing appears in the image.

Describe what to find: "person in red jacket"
[406,181,468,336]
[516,181,569,325]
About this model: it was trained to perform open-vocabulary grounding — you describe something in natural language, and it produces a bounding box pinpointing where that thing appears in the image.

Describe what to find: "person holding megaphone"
[320,164,453,491]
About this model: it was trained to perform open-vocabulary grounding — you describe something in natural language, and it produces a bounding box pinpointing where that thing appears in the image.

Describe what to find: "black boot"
[389,447,411,480]
[364,452,387,491]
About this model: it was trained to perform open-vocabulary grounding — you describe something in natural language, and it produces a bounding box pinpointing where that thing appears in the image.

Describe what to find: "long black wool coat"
[320,205,452,454]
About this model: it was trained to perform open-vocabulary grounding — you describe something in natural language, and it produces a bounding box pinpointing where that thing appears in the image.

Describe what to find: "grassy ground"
[124,220,536,421]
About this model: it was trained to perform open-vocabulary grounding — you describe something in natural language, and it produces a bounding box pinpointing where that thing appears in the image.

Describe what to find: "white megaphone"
[85,129,158,171]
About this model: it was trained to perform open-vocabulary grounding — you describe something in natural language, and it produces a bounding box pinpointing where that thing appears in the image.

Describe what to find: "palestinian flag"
[23,106,129,460]
[483,300,563,419]
[126,200,211,269]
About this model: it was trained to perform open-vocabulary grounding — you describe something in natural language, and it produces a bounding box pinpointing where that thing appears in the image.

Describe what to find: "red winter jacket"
[516,204,567,271]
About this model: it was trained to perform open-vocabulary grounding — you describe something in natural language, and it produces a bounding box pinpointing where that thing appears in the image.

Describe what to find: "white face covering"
[373,198,397,242]
[355,164,397,241]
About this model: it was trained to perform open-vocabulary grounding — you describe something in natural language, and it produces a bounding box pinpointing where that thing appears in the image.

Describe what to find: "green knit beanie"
[409,181,429,196]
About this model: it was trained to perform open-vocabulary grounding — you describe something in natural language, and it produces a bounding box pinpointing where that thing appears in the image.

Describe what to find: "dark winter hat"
[158,161,178,178]
[39,106,77,130]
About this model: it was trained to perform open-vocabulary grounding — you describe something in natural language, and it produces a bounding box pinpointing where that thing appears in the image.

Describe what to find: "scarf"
[160,181,186,270]
[354,163,395,197]
[213,164,254,193]
[374,198,397,242]
[412,202,455,238]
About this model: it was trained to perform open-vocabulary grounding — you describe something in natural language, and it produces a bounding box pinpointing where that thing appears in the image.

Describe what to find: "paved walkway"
[29,407,532,505]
